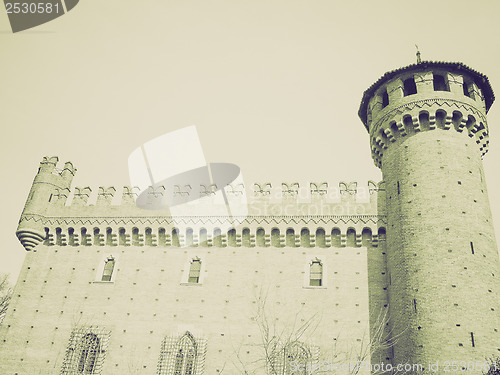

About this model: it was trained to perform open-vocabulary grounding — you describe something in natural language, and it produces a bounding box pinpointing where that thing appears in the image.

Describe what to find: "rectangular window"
[310,261,323,287]
[382,90,389,108]
[433,73,449,91]
[463,82,475,99]
[188,259,201,283]
[403,77,417,96]
[101,258,115,282]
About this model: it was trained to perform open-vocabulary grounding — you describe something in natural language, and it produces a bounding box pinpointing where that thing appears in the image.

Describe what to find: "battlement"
[42,180,384,212]
[38,156,77,179]
[16,157,387,251]
[16,158,387,251]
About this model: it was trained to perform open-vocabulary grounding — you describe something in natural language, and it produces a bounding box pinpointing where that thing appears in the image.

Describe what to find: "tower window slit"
[470,242,474,255]
[381,90,389,108]
[463,82,470,97]
[470,332,475,347]
[413,299,417,313]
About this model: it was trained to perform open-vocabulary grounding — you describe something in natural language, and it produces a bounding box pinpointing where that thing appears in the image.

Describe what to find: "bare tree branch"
[0,273,13,325]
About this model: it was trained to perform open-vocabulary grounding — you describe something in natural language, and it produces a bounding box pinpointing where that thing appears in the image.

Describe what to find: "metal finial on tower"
[415,44,421,63]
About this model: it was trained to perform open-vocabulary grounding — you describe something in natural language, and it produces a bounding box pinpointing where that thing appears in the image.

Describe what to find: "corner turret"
[16,157,77,250]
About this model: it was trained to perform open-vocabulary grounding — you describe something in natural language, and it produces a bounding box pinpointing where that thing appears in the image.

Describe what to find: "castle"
[0,59,499,374]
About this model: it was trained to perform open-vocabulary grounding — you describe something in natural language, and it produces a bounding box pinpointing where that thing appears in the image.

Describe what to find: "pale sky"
[1,0,499,283]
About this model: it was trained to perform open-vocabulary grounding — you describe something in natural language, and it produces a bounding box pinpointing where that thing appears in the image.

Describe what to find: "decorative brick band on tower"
[359,61,500,368]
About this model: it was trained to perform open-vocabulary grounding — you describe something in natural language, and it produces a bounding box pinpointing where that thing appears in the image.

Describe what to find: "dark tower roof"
[358,61,495,130]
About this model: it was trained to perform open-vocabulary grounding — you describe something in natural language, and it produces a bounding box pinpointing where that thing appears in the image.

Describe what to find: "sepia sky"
[1,0,499,283]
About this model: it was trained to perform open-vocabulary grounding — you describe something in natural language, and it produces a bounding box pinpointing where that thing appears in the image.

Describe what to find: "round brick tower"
[359,61,500,369]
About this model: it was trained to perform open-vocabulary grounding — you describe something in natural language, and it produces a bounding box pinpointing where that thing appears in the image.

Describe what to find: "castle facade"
[0,60,499,374]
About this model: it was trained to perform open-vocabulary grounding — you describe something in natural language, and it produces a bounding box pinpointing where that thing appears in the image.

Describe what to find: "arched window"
[78,333,100,374]
[285,342,310,375]
[158,332,206,375]
[188,259,201,284]
[403,77,417,96]
[61,327,110,375]
[271,341,311,375]
[119,227,128,246]
[310,260,323,287]
[101,257,115,282]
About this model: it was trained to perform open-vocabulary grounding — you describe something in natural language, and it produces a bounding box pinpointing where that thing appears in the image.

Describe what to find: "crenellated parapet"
[358,61,494,167]
[37,180,383,214]
[16,157,387,251]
